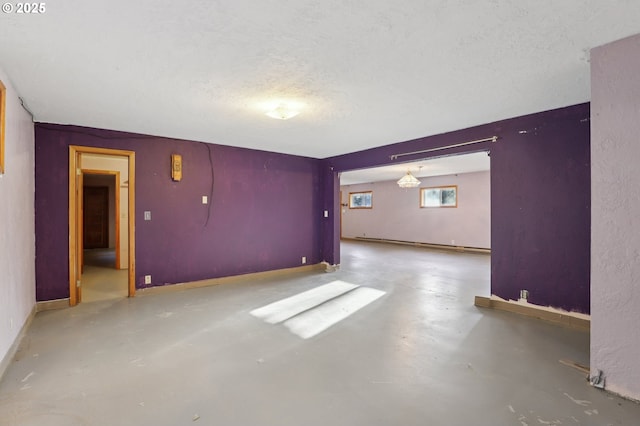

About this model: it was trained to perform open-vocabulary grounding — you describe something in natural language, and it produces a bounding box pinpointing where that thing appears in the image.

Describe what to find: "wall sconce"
[171,154,182,181]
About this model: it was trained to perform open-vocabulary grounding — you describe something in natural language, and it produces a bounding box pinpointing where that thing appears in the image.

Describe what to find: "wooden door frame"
[82,169,120,268]
[69,146,136,306]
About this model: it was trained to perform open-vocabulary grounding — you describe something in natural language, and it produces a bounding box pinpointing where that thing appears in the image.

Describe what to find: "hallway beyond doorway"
[81,248,128,303]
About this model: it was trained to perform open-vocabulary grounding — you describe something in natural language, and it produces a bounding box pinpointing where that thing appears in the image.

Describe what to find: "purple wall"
[324,104,591,313]
[35,124,323,301]
[35,104,591,313]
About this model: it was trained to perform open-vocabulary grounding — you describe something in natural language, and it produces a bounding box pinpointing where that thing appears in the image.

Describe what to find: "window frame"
[348,191,373,209]
[420,185,458,208]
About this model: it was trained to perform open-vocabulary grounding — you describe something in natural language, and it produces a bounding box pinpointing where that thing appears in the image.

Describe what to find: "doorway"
[81,170,128,302]
[84,185,109,249]
[68,146,136,306]
[83,172,117,252]
[337,151,491,294]
[338,151,491,249]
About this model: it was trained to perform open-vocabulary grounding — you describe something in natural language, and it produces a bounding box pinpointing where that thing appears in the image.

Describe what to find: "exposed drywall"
[34,125,323,301]
[340,171,490,248]
[0,68,35,366]
[82,154,129,269]
[324,104,590,314]
[591,33,640,401]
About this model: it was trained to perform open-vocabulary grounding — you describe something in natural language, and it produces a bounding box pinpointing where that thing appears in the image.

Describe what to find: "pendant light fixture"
[397,170,421,188]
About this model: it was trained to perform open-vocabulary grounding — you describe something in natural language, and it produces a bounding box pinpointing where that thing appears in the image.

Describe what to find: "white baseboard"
[344,237,491,254]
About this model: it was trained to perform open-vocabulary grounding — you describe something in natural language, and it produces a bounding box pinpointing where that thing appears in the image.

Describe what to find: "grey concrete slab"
[1,241,638,425]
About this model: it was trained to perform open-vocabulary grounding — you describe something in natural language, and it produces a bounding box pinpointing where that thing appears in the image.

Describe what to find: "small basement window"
[420,185,457,208]
[349,191,373,209]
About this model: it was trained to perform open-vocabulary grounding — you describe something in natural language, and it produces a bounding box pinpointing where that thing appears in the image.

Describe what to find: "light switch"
[324,210,329,218]
[202,196,208,204]
[144,211,151,221]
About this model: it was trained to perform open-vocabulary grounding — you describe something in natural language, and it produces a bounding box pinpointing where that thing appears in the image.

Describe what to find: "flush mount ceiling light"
[265,104,300,120]
[397,170,421,188]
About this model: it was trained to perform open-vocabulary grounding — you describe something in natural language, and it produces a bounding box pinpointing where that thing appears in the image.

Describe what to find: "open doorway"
[68,146,136,306]
[339,151,491,249]
[81,170,128,302]
[338,151,491,293]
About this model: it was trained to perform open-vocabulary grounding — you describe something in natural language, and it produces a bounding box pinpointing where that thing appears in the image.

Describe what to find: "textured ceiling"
[1,1,640,158]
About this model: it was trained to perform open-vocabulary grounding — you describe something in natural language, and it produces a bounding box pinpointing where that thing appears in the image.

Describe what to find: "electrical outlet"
[302,256,307,264]
[451,239,455,245]
[202,196,208,204]
[520,289,529,300]
[324,210,328,218]
[144,275,152,285]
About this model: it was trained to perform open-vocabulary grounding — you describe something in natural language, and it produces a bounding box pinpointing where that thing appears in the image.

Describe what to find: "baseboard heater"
[349,237,490,254]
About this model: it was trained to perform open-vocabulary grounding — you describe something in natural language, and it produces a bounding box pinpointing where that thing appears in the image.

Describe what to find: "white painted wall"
[82,154,129,269]
[0,68,35,368]
[340,171,490,248]
[591,33,640,401]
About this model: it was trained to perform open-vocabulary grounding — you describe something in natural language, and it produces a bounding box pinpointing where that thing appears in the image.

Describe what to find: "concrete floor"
[1,241,639,425]
[81,249,128,303]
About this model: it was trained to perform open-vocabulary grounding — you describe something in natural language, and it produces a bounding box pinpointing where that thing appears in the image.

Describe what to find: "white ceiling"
[340,151,490,185]
[1,1,640,158]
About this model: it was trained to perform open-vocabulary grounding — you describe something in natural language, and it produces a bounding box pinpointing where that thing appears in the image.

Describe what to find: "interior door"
[83,186,109,249]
